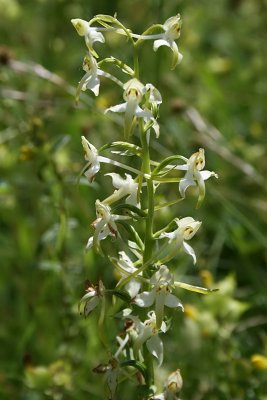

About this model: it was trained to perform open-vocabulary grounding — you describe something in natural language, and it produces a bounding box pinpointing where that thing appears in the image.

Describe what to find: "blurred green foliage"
[1,0,267,399]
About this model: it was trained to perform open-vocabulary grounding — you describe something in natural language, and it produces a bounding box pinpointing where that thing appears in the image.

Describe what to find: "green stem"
[89,15,135,46]
[140,122,154,266]
[133,43,139,79]
[143,345,154,390]
[140,120,155,388]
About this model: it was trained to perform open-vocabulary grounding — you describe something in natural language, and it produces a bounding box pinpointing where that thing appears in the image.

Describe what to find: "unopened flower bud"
[166,369,183,394]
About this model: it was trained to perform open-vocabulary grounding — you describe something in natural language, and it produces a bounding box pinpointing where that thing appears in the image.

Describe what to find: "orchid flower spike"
[134,265,183,328]
[153,14,183,69]
[160,217,202,264]
[81,136,100,182]
[86,200,130,250]
[179,148,218,208]
[105,173,140,207]
[105,78,157,138]
[71,18,105,57]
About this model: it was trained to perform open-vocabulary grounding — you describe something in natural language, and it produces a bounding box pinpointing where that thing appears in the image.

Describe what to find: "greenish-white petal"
[147,335,164,366]
[165,293,183,310]
[182,241,197,264]
[135,290,155,307]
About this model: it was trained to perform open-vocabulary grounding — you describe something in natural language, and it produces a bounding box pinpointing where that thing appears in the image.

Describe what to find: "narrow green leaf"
[120,360,148,382]
[112,203,147,218]
[152,155,187,176]
[174,281,219,294]
[109,289,131,302]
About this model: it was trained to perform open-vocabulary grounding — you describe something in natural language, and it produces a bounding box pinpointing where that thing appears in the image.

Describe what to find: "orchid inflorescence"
[72,13,218,399]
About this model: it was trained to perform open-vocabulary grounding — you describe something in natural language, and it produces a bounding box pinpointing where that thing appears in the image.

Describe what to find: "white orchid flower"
[105,78,157,138]
[78,280,105,317]
[105,172,139,207]
[86,200,130,250]
[71,18,105,57]
[81,137,143,183]
[116,251,141,298]
[160,217,202,264]
[153,14,183,69]
[134,265,183,328]
[81,136,100,182]
[130,310,167,366]
[76,53,125,101]
[76,53,101,99]
[179,148,218,207]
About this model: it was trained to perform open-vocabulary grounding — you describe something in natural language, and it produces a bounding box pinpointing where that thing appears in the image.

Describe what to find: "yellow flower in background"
[251,354,267,370]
